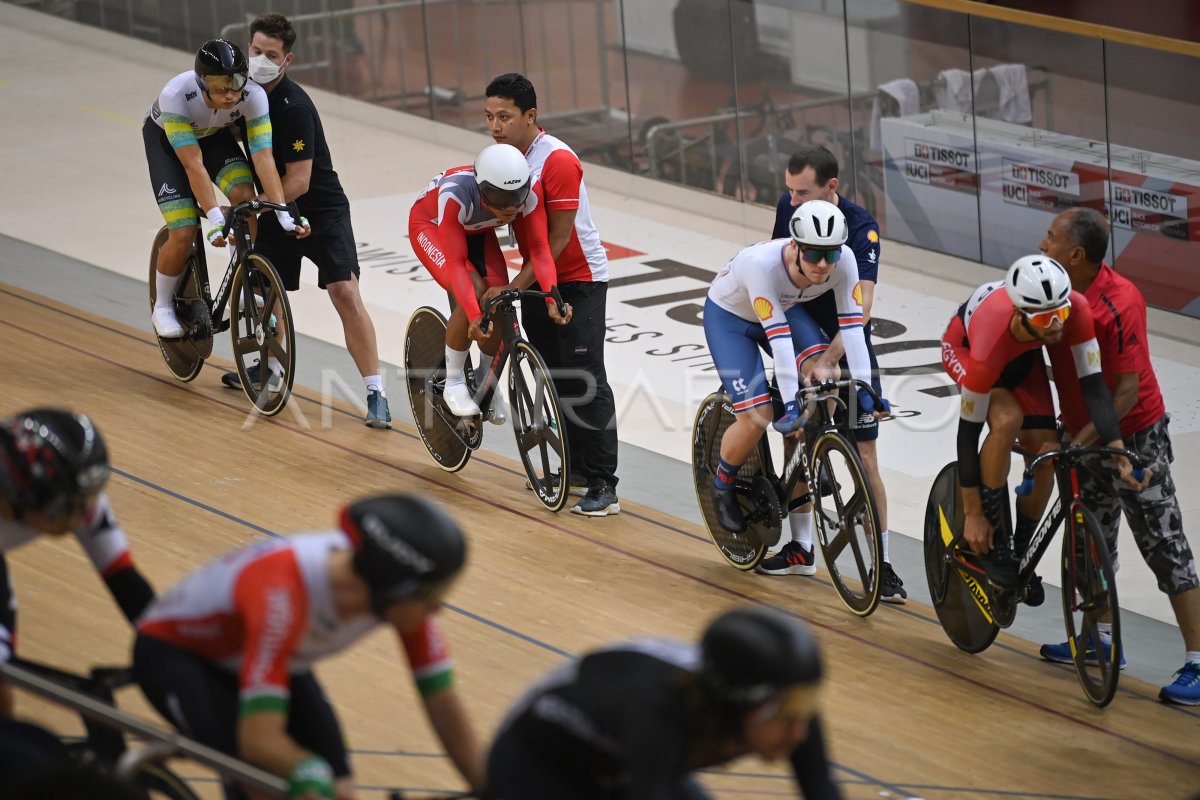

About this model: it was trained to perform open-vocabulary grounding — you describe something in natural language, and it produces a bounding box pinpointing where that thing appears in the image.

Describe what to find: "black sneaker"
[756,541,816,576]
[710,484,746,533]
[364,390,392,429]
[221,362,282,393]
[572,482,620,517]
[880,561,907,604]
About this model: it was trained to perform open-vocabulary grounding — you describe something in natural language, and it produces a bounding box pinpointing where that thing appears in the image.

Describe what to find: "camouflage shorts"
[1075,415,1198,595]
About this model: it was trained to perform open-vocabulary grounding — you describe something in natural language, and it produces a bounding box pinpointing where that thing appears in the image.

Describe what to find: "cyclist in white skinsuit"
[143,39,309,342]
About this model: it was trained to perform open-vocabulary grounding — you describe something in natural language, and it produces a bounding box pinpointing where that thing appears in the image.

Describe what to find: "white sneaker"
[152,306,184,338]
[443,382,481,417]
[487,388,509,425]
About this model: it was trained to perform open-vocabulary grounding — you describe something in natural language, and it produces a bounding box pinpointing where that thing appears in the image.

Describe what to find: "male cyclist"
[487,606,841,799]
[941,255,1142,591]
[0,409,155,717]
[144,39,309,342]
[133,494,484,800]
[704,201,879,552]
[409,143,567,419]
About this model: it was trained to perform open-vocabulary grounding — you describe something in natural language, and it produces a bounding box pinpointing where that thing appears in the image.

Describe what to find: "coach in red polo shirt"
[1038,206,1200,706]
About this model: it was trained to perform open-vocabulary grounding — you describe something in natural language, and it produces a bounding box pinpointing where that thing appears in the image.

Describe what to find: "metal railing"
[0,660,287,797]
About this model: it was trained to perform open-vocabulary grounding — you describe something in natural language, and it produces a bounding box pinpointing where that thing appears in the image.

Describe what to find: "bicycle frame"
[472,288,566,412]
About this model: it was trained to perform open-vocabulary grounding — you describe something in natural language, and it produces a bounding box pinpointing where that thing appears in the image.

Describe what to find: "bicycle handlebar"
[796,378,881,412]
[221,199,302,237]
[1014,445,1146,496]
[479,287,567,330]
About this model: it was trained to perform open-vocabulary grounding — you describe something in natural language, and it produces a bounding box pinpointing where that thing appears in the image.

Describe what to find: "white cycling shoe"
[487,389,509,425]
[152,306,184,338]
[443,382,481,417]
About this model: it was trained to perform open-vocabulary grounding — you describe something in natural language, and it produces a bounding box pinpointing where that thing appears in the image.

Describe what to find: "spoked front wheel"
[810,430,882,616]
[147,226,211,382]
[508,341,570,512]
[229,254,295,416]
[923,462,1001,653]
[690,391,776,570]
[1062,505,1121,707]
[404,307,476,473]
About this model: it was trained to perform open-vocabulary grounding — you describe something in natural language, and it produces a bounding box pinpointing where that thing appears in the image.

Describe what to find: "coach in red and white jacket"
[485,73,621,517]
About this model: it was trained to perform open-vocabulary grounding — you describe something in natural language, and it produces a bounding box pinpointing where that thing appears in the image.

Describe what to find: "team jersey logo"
[961,398,975,415]
[292,139,306,153]
[867,230,879,243]
[852,282,863,306]
[753,296,774,320]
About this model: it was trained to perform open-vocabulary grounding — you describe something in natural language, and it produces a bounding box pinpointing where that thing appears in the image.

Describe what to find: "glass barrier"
[14,0,1200,316]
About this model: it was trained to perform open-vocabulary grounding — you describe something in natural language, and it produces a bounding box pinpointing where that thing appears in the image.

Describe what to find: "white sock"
[1186,650,1200,666]
[444,346,468,387]
[788,510,813,550]
[1097,622,1113,644]
[155,271,182,309]
[881,529,890,563]
[267,356,283,376]
[364,374,384,396]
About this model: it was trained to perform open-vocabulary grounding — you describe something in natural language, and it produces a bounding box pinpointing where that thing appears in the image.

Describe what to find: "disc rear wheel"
[404,307,474,473]
[690,391,775,570]
[148,226,210,382]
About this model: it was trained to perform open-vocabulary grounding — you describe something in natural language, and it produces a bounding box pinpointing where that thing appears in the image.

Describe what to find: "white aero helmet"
[788,199,848,248]
[1005,254,1071,311]
[474,143,531,209]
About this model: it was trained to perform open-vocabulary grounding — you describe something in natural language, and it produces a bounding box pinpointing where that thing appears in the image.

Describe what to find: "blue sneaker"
[364,390,392,429]
[1039,635,1126,669]
[1159,662,1200,706]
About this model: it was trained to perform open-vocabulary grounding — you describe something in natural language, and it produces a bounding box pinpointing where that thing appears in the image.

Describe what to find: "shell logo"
[867,230,879,243]
[753,296,774,320]
[852,282,863,306]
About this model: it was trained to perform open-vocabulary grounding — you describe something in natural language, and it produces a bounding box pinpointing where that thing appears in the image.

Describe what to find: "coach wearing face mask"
[227,12,393,429]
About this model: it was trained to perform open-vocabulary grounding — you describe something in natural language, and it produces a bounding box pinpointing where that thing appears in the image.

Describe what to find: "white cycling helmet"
[474,143,531,209]
[1005,254,1071,310]
[788,199,848,247]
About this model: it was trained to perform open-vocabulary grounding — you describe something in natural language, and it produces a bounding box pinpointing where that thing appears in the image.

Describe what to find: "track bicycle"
[692,379,885,616]
[148,200,298,416]
[9,655,199,799]
[924,444,1144,707]
[404,288,571,512]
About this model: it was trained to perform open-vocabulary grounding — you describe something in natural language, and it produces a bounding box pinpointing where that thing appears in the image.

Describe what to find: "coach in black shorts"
[224,12,391,429]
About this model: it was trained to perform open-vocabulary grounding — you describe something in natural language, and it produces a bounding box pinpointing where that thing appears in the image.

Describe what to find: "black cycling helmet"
[700,606,822,711]
[340,494,467,618]
[194,39,248,91]
[0,408,110,522]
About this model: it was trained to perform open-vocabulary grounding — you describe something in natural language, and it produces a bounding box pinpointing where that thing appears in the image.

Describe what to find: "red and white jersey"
[139,531,453,714]
[941,282,1102,424]
[0,492,132,577]
[523,130,608,283]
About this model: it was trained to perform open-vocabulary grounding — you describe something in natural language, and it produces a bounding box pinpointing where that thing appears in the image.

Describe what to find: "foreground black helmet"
[194,39,248,90]
[701,606,822,710]
[341,494,467,617]
[0,408,110,521]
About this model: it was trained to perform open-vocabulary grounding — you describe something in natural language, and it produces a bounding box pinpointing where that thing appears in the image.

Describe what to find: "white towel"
[870,78,920,152]
[990,63,1033,124]
[936,65,1033,125]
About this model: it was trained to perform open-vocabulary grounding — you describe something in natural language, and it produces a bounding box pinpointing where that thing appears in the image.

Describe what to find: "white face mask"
[248,53,282,84]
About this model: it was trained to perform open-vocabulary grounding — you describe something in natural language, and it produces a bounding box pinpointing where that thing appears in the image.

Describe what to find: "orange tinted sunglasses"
[1025,304,1071,328]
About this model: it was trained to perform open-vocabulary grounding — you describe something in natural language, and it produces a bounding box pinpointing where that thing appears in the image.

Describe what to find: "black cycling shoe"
[1023,574,1045,607]
[984,548,1019,590]
[711,484,746,533]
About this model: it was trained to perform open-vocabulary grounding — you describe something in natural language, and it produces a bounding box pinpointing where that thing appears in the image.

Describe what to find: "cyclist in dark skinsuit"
[486,606,841,800]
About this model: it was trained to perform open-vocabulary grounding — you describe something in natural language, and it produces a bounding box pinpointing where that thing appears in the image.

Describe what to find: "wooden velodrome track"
[2,281,1196,799]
